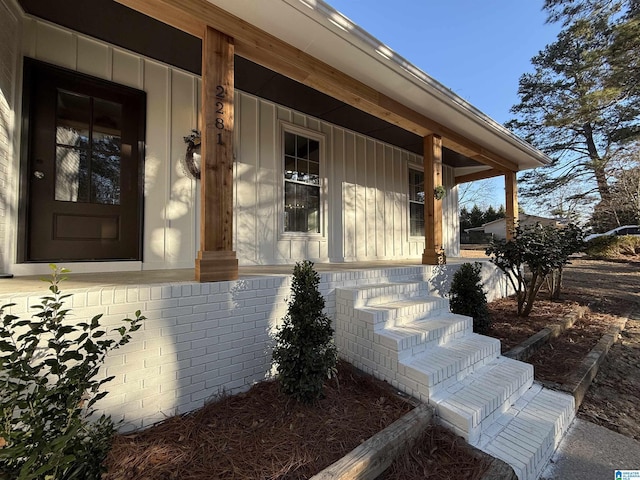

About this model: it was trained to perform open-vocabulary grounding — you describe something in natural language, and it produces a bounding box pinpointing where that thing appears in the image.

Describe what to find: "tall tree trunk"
[584,122,611,202]
[552,267,563,300]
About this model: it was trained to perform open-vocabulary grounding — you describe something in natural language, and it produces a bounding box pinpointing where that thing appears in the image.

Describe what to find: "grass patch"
[584,235,640,259]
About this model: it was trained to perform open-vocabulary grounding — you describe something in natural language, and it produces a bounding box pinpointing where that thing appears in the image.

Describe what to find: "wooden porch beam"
[455,168,503,185]
[504,171,519,241]
[422,135,445,265]
[195,26,238,282]
[116,0,519,172]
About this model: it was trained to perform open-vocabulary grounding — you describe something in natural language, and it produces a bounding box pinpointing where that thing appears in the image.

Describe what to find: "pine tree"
[508,0,640,215]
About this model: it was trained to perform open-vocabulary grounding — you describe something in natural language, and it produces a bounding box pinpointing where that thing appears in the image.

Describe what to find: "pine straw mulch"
[487,296,622,384]
[380,424,490,480]
[486,297,582,352]
[104,360,488,480]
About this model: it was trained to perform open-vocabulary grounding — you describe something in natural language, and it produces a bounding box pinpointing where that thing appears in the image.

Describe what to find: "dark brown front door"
[23,59,145,262]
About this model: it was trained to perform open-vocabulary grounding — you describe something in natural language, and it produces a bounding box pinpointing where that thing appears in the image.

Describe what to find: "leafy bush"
[585,235,640,258]
[449,262,490,334]
[486,223,583,316]
[0,265,143,480]
[272,261,337,403]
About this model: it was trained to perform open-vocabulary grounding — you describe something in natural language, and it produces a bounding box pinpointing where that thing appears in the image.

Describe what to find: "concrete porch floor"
[0,257,486,296]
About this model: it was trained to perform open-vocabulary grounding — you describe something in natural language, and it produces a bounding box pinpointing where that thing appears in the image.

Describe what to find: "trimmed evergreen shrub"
[449,262,491,334]
[272,261,338,403]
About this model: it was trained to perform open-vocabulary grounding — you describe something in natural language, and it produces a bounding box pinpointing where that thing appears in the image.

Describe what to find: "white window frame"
[279,122,326,238]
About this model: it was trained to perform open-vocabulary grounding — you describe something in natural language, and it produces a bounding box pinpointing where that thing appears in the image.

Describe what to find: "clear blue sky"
[325,1,562,211]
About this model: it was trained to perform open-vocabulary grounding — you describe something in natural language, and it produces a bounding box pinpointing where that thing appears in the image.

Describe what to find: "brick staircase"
[335,280,575,480]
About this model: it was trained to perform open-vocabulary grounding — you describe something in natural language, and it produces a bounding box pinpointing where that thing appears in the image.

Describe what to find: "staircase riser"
[339,284,429,308]
[376,324,471,357]
[437,375,534,444]
[358,305,451,329]
[479,390,575,480]
[402,348,499,393]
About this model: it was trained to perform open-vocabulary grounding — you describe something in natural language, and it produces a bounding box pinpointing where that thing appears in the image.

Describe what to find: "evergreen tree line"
[459,204,506,232]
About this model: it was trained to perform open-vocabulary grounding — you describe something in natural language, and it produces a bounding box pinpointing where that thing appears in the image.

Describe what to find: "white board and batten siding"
[234,93,460,263]
[14,17,458,272]
[0,0,21,273]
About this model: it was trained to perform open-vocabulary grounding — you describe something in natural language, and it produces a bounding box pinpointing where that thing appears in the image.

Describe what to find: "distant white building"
[466,214,563,241]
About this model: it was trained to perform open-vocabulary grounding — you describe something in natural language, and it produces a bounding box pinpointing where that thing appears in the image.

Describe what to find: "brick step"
[399,333,501,400]
[375,313,472,361]
[336,281,429,308]
[478,385,575,480]
[358,296,451,330]
[430,356,534,445]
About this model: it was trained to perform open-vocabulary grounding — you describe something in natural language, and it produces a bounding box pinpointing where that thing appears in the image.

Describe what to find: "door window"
[55,91,122,205]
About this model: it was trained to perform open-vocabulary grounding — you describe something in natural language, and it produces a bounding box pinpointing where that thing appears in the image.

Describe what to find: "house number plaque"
[215,85,226,145]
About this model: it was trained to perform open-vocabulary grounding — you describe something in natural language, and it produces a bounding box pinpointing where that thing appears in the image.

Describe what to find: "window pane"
[308,139,320,161]
[284,156,297,180]
[297,135,309,158]
[56,90,90,147]
[409,202,424,237]
[55,146,89,202]
[308,160,320,185]
[92,98,122,205]
[91,153,121,204]
[409,169,425,203]
[284,132,296,156]
[284,182,320,233]
[301,183,320,233]
[297,159,309,178]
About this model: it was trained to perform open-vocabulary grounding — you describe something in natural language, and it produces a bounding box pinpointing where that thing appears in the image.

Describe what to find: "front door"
[23,59,145,262]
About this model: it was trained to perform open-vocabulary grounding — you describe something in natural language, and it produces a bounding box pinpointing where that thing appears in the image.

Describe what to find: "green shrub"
[272,261,337,403]
[585,235,640,258]
[449,262,491,334]
[0,265,143,480]
[486,223,583,316]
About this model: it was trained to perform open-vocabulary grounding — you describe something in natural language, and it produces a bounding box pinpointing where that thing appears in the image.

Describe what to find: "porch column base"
[195,250,239,282]
[422,248,446,265]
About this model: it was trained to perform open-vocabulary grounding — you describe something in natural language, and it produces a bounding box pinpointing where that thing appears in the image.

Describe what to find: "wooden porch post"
[505,171,519,241]
[422,134,445,265]
[195,26,239,282]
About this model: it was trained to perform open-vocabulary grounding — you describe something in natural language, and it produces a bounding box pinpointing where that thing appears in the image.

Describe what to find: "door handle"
[33,171,45,179]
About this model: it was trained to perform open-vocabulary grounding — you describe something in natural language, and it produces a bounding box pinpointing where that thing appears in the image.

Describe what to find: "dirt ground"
[105,258,640,478]
[557,259,640,440]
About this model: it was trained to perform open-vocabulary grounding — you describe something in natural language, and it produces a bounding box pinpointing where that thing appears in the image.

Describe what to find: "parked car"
[584,225,640,241]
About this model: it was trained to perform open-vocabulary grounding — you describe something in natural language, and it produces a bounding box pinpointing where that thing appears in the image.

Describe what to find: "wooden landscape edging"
[558,316,628,410]
[503,306,587,361]
[310,403,432,480]
[309,402,518,480]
